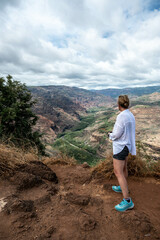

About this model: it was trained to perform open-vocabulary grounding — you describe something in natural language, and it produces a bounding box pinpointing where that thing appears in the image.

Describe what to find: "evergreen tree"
[0,75,45,155]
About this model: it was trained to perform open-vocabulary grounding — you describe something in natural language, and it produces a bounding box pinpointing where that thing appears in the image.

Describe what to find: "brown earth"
[0,162,160,240]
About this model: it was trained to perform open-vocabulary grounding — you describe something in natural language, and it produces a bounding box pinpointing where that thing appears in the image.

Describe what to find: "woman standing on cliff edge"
[109,95,136,212]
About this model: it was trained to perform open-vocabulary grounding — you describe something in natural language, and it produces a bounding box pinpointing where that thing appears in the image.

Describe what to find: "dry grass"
[0,140,77,179]
[0,143,38,166]
[42,153,77,166]
[91,152,114,179]
[149,161,160,178]
[127,154,147,177]
[0,140,159,180]
[91,151,159,180]
[0,140,76,167]
[0,141,39,178]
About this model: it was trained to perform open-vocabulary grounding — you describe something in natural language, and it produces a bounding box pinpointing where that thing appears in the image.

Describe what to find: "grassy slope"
[52,107,116,166]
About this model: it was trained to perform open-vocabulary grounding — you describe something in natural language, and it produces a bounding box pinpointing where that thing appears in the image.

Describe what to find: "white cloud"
[0,0,160,89]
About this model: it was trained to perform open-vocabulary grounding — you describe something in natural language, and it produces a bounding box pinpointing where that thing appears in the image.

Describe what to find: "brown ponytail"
[118,95,129,109]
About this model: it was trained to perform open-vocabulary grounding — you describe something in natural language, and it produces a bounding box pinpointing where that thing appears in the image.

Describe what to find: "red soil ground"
[0,163,160,240]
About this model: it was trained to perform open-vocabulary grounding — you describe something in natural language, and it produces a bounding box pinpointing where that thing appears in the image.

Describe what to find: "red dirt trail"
[0,163,160,240]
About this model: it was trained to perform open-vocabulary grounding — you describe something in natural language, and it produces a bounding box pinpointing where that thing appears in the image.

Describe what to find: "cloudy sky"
[0,0,160,89]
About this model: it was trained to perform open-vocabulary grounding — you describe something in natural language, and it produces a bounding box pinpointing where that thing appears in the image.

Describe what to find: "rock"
[65,192,90,206]
[89,196,103,206]
[135,221,141,226]
[12,172,43,190]
[81,162,90,168]
[16,161,58,183]
[37,227,56,240]
[5,198,34,214]
[79,213,96,231]
[18,224,24,228]
[103,183,112,192]
[47,226,56,235]
[0,162,15,178]
[47,185,58,196]
[144,233,151,237]
[141,222,151,233]
[45,233,51,238]
[35,194,51,205]
[0,197,7,212]
[74,174,92,185]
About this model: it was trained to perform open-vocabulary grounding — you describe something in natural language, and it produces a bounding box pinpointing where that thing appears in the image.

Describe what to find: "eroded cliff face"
[30,86,86,142]
[29,85,114,144]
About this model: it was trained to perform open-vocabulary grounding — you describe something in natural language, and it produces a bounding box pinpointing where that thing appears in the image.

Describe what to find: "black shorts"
[113,146,129,160]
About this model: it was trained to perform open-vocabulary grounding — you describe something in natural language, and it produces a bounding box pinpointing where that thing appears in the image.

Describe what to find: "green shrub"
[0,75,45,155]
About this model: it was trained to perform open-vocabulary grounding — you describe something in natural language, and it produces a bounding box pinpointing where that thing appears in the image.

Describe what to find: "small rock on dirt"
[65,192,90,206]
[12,172,43,190]
[79,213,97,231]
[47,185,58,196]
[35,194,51,205]
[5,198,34,214]
[16,161,58,183]
[103,183,112,192]
[81,162,90,168]
[89,196,103,206]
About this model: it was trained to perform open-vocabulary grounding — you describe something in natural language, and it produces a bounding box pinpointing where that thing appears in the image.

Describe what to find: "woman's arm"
[109,123,124,141]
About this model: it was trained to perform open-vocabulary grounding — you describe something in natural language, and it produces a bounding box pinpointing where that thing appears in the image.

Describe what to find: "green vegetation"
[72,114,96,131]
[98,110,115,133]
[0,75,45,155]
[53,113,98,164]
[53,108,115,165]
[98,121,114,133]
[131,100,160,107]
[53,137,100,165]
[87,106,108,113]
[133,105,150,109]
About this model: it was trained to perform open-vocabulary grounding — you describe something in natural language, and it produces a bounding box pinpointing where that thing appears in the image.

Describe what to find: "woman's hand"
[107,131,112,137]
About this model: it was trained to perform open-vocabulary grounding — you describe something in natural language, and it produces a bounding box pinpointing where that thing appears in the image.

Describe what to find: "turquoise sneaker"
[115,198,134,212]
[112,186,122,193]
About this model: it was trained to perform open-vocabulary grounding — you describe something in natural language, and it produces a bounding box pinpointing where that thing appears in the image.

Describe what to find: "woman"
[109,95,136,212]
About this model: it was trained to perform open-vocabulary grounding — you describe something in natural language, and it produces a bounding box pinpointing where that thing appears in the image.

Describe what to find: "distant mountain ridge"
[92,85,160,98]
[29,85,113,108]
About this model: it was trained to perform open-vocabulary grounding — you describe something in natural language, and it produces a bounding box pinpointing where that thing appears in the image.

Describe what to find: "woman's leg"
[123,156,128,179]
[113,158,129,199]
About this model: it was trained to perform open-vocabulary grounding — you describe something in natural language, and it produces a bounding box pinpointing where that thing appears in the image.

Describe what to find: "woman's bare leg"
[113,158,129,199]
[123,156,128,179]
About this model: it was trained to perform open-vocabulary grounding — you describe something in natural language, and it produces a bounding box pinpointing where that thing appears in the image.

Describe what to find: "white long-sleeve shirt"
[109,109,136,155]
